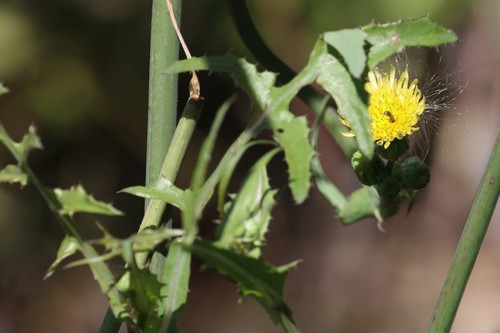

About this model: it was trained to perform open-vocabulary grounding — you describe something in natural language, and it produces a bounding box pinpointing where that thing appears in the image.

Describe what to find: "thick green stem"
[427,134,500,333]
[99,0,184,332]
[135,97,203,265]
[146,0,182,188]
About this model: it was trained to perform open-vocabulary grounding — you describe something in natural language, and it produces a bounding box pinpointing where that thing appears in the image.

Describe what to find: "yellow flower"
[365,67,425,149]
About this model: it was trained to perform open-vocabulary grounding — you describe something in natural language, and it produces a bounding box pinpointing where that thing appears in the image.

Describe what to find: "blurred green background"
[0,0,499,332]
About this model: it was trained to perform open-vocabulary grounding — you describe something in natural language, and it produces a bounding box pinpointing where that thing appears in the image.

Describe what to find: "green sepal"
[375,138,409,160]
[351,151,386,186]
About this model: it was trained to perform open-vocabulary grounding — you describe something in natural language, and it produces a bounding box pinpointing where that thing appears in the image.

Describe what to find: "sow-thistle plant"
[0,6,465,333]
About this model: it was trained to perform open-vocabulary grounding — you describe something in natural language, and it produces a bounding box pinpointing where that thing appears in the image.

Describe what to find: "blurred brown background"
[0,0,499,332]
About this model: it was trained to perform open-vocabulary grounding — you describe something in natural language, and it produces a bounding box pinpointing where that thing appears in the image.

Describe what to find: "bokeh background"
[0,0,499,332]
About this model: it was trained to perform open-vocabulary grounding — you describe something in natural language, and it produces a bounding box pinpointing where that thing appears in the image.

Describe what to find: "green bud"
[375,137,409,160]
[392,156,430,190]
[351,151,386,186]
[375,176,401,199]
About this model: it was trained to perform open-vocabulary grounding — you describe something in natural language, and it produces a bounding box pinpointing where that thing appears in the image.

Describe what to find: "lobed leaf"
[269,113,313,203]
[132,228,184,253]
[216,148,280,257]
[190,239,300,330]
[157,241,191,333]
[263,44,327,203]
[217,140,275,213]
[0,124,42,164]
[0,164,28,186]
[323,29,368,79]
[52,184,123,216]
[315,42,373,158]
[339,186,382,224]
[121,177,187,211]
[44,235,79,279]
[363,16,458,68]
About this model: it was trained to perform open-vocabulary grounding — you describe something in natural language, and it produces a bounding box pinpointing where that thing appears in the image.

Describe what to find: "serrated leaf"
[363,16,458,68]
[339,186,381,224]
[121,177,187,211]
[315,40,373,158]
[110,240,165,332]
[262,45,326,204]
[157,241,191,333]
[52,185,123,216]
[190,239,300,330]
[0,164,28,186]
[44,235,79,279]
[132,228,184,253]
[168,54,276,109]
[216,148,280,258]
[270,113,313,203]
[324,29,368,79]
[0,124,42,164]
[217,140,275,213]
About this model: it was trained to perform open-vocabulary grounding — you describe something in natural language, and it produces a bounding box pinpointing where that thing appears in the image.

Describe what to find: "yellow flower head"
[365,67,426,149]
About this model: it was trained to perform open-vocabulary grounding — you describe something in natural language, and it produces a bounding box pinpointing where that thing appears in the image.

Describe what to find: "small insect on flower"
[383,111,396,123]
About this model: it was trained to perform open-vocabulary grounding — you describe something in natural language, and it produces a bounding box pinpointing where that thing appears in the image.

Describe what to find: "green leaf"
[324,29,368,79]
[339,186,381,224]
[216,148,280,258]
[0,164,28,186]
[44,235,79,279]
[217,140,275,213]
[112,242,165,332]
[78,224,184,261]
[0,83,8,95]
[0,124,42,164]
[190,239,300,331]
[132,228,184,253]
[191,96,234,191]
[270,113,313,203]
[121,177,187,211]
[363,16,458,68]
[262,42,325,204]
[311,156,346,212]
[315,40,373,158]
[52,184,123,216]
[157,241,191,333]
[168,54,276,109]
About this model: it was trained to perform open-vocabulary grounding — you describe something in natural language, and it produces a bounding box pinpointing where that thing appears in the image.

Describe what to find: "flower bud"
[375,176,401,199]
[351,151,386,186]
[375,137,409,160]
[392,156,430,190]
